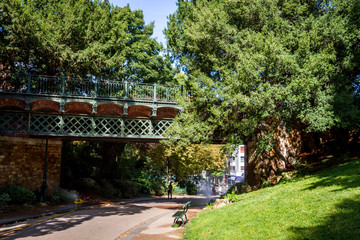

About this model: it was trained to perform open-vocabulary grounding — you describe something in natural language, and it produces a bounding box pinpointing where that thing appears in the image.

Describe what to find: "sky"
[110,0,178,46]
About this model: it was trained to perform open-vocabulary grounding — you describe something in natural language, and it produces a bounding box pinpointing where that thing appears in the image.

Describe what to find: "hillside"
[185,159,360,239]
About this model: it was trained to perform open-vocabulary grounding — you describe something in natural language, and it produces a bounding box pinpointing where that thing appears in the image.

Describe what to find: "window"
[240,146,245,152]
[240,157,245,162]
[241,166,244,170]
[231,166,235,171]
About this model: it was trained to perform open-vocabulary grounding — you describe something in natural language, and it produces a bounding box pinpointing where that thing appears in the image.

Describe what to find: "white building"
[227,145,246,183]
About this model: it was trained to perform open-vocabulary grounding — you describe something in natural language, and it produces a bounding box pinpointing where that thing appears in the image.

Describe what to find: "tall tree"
[0,0,175,83]
[165,0,360,184]
[147,142,227,180]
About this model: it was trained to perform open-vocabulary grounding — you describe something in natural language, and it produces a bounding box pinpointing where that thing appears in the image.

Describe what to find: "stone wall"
[0,136,62,191]
[245,121,303,186]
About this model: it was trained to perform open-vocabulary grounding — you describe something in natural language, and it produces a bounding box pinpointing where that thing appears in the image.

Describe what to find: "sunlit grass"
[185,159,360,240]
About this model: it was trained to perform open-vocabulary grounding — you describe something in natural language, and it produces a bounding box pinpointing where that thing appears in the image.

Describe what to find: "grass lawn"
[185,159,360,240]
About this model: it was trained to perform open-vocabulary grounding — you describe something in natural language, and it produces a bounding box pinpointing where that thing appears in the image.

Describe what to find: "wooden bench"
[172,201,191,227]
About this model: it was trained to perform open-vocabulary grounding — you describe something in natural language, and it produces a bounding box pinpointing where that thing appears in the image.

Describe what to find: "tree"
[165,0,360,184]
[0,0,175,83]
[147,142,227,180]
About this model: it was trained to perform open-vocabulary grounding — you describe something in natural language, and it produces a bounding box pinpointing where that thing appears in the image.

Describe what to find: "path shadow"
[289,197,360,239]
[0,203,150,239]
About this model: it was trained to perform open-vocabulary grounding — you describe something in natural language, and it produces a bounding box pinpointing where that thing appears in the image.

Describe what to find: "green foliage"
[135,169,167,196]
[0,193,11,207]
[0,0,175,83]
[99,179,122,199]
[261,180,273,188]
[48,190,70,204]
[223,190,239,203]
[150,142,227,180]
[113,180,138,199]
[76,178,101,192]
[165,0,360,150]
[185,181,198,195]
[256,133,275,155]
[0,185,36,205]
[226,182,251,195]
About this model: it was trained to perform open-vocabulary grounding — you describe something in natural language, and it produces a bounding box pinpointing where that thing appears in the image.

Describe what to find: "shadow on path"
[0,203,150,239]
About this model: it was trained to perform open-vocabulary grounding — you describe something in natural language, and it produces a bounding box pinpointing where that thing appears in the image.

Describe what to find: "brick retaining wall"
[0,136,62,191]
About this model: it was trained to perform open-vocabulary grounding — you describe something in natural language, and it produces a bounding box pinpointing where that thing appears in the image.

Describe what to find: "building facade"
[227,145,246,184]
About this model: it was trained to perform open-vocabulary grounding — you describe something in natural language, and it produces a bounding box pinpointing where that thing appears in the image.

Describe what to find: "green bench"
[172,201,191,227]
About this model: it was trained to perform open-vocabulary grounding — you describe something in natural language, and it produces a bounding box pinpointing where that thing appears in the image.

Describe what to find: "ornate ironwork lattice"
[0,112,172,138]
[124,119,151,136]
[153,120,172,136]
[0,113,28,133]
[30,114,62,134]
[63,116,93,135]
[94,118,123,136]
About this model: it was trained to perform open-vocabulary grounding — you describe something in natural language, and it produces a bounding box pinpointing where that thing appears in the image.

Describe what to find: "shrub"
[100,179,121,199]
[49,190,70,204]
[76,178,101,192]
[226,182,251,195]
[0,193,11,207]
[223,190,238,202]
[113,180,138,199]
[0,185,36,205]
[186,181,198,195]
[152,180,167,196]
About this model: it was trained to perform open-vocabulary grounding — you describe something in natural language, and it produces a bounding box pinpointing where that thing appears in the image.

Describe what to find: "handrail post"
[153,83,157,102]
[27,73,31,94]
[61,76,65,96]
[124,80,128,99]
[94,79,98,97]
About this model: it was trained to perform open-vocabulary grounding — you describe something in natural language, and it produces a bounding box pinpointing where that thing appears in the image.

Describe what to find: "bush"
[0,193,11,207]
[186,181,198,195]
[113,180,138,199]
[49,190,70,204]
[226,182,251,195]
[152,180,167,196]
[0,185,36,205]
[76,178,101,193]
[99,179,121,199]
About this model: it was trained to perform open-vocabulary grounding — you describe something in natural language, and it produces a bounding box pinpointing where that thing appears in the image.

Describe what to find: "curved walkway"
[0,195,218,240]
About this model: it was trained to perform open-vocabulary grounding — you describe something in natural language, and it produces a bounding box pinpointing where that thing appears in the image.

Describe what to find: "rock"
[212,199,231,209]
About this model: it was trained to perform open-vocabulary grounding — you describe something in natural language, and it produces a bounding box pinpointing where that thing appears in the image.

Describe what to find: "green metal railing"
[0,112,173,138]
[0,74,183,102]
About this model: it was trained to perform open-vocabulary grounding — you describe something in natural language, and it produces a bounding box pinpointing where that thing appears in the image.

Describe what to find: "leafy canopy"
[165,0,360,146]
[0,0,175,83]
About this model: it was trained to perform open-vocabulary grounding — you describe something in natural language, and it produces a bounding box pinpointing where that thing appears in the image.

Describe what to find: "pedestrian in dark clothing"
[168,182,173,199]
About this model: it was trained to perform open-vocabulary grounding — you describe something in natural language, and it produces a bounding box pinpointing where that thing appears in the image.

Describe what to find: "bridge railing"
[0,74,183,102]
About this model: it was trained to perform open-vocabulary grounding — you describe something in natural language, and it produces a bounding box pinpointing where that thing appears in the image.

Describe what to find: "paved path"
[0,195,217,240]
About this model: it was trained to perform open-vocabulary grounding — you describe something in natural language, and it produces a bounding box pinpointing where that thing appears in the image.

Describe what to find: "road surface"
[0,195,215,240]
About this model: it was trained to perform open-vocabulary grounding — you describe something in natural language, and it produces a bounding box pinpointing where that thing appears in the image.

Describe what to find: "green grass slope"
[185,159,360,240]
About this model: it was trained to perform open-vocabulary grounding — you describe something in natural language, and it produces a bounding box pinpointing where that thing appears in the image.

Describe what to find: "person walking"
[168,182,173,199]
